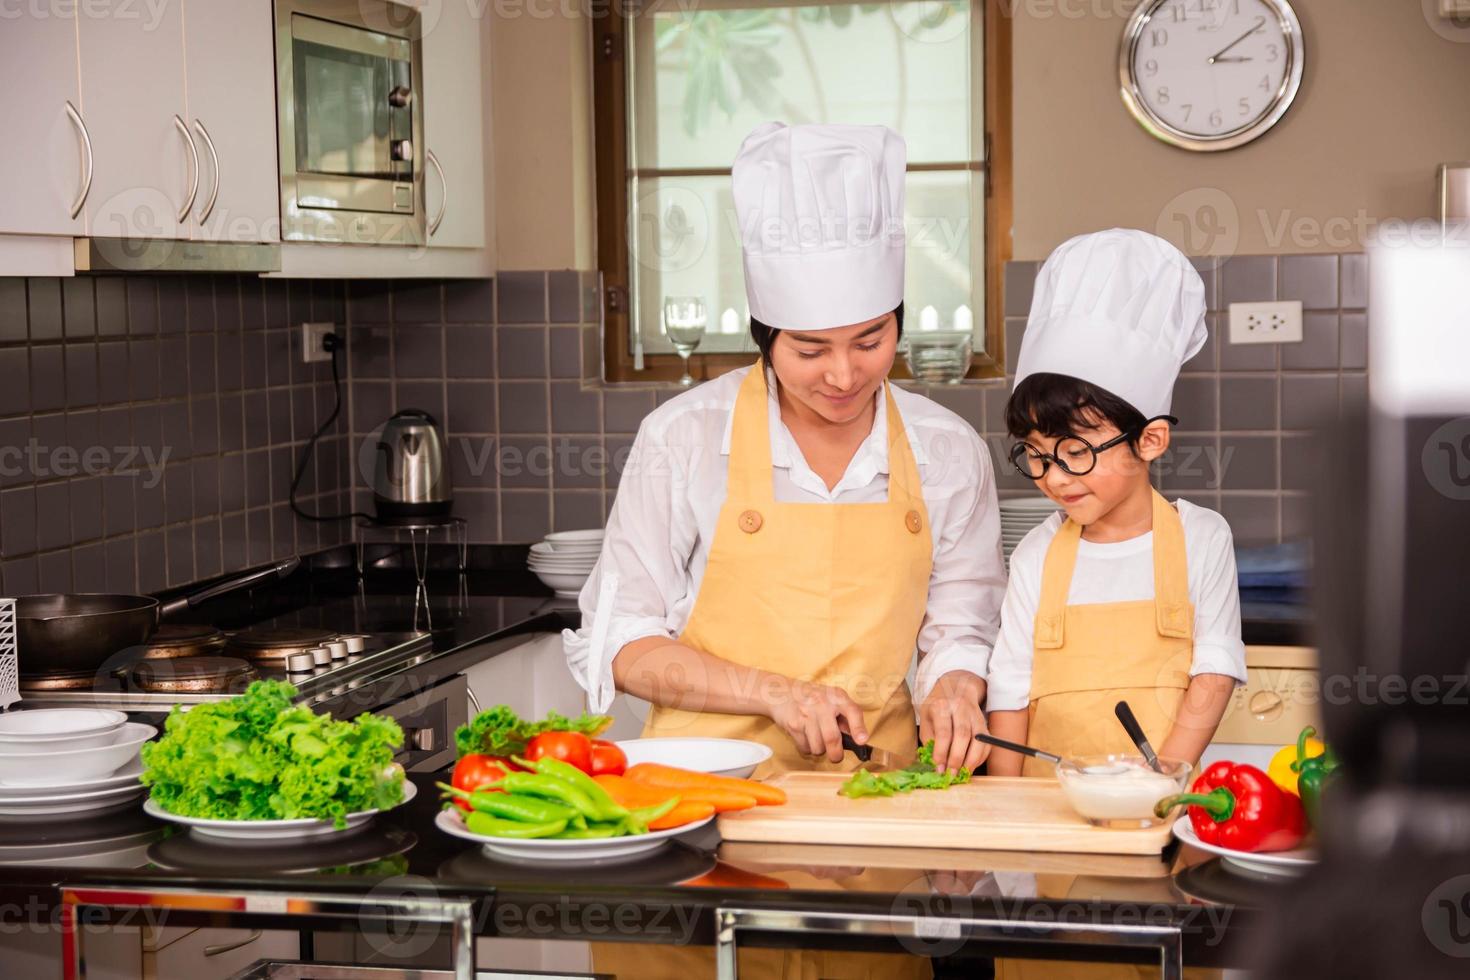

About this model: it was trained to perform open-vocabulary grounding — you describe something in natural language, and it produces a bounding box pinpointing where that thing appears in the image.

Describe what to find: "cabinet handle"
[203,929,262,957]
[173,114,200,223]
[426,149,447,236]
[64,101,93,220]
[193,119,221,224]
[467,684,482,718]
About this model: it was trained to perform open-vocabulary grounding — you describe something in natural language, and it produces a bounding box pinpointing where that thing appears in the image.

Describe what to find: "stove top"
[17,627,434,711]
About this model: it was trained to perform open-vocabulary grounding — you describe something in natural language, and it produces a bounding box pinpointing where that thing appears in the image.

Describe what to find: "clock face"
[1121,0,1304,151]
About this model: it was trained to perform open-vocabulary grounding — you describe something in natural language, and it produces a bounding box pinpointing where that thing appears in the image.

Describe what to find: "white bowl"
[544,529,604,543]
[0,709,128,753]
[1055,754,1191,828]
[531,568,590,597]
[0,722,155,786]
[616,737,773,780]
[531,540,600,556]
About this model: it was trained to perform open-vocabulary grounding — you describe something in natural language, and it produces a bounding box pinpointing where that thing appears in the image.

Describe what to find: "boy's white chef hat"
[1014,229,1208,418]
[732,121,906,331]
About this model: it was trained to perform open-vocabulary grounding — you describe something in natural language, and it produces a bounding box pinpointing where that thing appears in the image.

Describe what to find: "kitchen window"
[593,0,1013,383]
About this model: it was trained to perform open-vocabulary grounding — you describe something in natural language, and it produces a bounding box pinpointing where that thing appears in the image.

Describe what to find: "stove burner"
[225,628,339,664]
[18,670,101,692]
[130,656,259,694]
[140,624,227,660]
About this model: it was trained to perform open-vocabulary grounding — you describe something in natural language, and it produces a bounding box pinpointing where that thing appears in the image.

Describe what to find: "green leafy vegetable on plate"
[141,680,404,829]
[838,741,972,799]
[454,704,611,759]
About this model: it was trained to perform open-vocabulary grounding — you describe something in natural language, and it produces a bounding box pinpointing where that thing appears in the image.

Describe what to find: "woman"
[565,122,1006,978]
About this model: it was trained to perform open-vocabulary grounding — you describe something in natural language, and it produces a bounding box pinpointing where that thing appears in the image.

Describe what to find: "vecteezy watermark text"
[0,441,169,488]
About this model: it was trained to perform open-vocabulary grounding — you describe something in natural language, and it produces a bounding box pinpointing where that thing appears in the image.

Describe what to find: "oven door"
[275,0,425,245]
[374,674,468,773]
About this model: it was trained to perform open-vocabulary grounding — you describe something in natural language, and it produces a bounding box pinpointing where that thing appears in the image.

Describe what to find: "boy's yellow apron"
[999,488,1208,980]
[593,364,934,979]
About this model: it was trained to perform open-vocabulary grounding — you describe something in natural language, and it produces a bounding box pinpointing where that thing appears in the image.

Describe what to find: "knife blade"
[839,732,902,771]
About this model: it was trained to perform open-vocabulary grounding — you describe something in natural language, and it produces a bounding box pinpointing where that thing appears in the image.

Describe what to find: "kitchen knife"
[839,732,902,770]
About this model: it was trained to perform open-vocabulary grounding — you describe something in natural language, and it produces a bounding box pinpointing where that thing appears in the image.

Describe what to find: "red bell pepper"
[1155,761,1306,853]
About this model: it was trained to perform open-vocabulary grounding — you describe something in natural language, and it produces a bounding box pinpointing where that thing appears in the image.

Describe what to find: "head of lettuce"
[141,680,404,829]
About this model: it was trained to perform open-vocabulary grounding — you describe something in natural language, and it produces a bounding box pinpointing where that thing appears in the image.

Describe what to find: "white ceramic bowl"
[531,541,600,557]
[531,568,590,597]
[0,708,128,754]
[616,737,774,780]
[1055,754,1191,828]
[0,722,155,786]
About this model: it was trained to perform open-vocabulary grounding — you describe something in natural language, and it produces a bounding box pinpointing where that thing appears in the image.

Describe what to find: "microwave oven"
[274,0,425,245]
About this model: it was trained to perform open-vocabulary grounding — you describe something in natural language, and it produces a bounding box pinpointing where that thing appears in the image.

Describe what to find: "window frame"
[592,0,1013,384]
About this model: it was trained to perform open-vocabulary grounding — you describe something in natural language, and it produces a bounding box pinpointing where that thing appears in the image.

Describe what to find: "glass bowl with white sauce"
[1056,755,1193,829]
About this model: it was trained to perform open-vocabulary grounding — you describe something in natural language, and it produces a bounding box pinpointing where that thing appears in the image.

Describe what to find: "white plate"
[143,780,416,842]
[435,807,713,863]
[1172,816,1316,876]
[617,737,773,779]
[0,722,154,786]
[0,784,146,817]
[0,757,143,797]
[530,541,602,556]
[528,558,598,570]
[0,708,128,746]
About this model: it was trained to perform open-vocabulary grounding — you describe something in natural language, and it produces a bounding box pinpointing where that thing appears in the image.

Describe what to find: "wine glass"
[663,295,707,386]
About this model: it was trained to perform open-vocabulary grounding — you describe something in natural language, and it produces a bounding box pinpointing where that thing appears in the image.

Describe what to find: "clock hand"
[1208,16,1266,65]
[1212,56,1254,63]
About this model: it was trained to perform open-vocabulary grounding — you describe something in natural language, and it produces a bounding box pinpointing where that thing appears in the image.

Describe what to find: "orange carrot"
[648,800,717,830]
[666,788,758,812]
[624,762,787,806]
[593,774,677,808]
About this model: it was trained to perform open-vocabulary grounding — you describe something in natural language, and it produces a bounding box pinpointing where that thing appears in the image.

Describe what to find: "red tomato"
[526,731,593,773]
[451,754,512,812]
[589,739,627,777]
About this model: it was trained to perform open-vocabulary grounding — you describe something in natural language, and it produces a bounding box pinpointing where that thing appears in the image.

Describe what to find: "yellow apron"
[999,488,1208,980]
[594,363,934,979]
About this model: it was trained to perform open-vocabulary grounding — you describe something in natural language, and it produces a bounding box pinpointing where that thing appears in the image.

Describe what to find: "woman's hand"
[919,670,990,774]
[765,679,869,763]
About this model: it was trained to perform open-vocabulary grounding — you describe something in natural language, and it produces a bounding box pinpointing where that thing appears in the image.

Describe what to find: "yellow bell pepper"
[1267,733,1325,795]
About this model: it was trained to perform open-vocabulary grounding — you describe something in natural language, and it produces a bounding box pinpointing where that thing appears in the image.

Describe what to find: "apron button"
[738,509,763,533]
[905,509,923,534]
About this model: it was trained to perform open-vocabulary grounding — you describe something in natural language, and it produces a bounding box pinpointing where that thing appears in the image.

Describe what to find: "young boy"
[986,229,1246,776]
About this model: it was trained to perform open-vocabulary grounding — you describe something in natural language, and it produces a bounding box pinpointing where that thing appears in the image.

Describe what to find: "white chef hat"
[732,121,906,331]
[1014,229,1207,418]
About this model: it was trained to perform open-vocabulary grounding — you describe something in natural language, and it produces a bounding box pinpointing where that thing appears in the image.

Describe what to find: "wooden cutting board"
[717,774,1176,856]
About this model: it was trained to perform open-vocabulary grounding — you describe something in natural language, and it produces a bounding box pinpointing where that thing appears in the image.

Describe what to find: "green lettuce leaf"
[453,705,612,758]
[838,740,972,799]
[140,680,404,829]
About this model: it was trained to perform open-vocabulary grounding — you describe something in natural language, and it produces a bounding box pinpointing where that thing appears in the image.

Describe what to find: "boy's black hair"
[1005,372,1148,450]
[749,303,905,363]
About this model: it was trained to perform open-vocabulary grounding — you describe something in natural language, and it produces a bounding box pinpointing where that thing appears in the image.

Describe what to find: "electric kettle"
[372,409,453,524]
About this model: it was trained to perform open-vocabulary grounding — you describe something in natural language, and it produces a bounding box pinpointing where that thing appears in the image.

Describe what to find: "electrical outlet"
[301,322,336,363]
[1228,301,1303,346]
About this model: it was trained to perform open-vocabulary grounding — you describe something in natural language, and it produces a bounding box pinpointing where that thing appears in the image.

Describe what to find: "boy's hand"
[919,670,990,773]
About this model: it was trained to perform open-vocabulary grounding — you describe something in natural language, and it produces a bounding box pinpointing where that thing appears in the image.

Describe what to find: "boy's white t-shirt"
[985,498,1248,712]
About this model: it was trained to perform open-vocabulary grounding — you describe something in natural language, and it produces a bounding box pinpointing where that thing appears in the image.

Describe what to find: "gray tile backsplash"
[1,275,352,595]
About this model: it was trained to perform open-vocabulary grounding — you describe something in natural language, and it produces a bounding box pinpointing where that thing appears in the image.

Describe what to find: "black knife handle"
[840,731,873,762]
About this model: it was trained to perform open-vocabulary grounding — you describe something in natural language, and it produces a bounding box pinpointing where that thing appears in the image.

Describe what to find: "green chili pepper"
[499,771,603,821]
[436,783,585,826]
[552,825,623,839]
[630,797,678,826]
[1290,725,1338,829]
[464,812,567,839]
[516,756,630,823]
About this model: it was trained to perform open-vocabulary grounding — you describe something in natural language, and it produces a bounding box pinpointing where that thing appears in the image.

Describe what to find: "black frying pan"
[13,557,300,677]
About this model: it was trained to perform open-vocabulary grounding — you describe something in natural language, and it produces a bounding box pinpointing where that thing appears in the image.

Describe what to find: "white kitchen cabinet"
[461,633,585,722]
[142,924,297,979]
[77,0,192,240]
[0,14,86,237]
[182,0,282,243]
[420,0,488,249]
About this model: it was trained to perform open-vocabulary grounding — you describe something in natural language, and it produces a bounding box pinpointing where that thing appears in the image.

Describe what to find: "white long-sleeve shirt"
[984,499,1248,712]
[564,364,1006,713]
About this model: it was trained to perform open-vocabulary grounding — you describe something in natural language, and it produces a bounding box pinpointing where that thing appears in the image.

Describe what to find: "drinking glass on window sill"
[663,295,707,386]
[904,331,973,384]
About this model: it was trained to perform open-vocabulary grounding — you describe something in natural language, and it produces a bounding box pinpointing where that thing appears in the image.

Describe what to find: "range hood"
[73,238,281,274]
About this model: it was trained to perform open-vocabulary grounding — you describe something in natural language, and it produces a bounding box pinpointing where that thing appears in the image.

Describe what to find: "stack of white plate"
[528,528,604,598]
[0,709,154,817]
[1000,497,1061,568]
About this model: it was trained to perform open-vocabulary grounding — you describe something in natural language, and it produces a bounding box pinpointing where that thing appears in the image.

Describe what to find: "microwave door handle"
[427,149,447,237]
